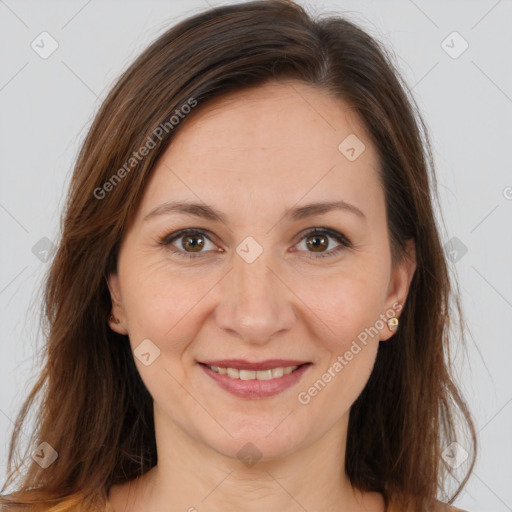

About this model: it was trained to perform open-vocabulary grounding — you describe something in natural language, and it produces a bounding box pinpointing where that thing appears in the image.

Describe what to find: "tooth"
[226,367,240,379]
[239,369,257,380]
[209,365,302,379]
[256,369,273,380]
[271,367,284,378]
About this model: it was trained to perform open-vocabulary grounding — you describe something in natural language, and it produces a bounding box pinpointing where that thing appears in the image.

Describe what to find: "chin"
[203,425,307,464]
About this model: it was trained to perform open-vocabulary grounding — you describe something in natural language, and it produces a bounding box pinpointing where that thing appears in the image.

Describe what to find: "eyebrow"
[144,199,366,223]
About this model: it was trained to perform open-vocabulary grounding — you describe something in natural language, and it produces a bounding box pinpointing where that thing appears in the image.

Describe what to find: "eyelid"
[159,228,220,257]
[293,227,351,247]
[291,227,352,259]
[159,228,216,248]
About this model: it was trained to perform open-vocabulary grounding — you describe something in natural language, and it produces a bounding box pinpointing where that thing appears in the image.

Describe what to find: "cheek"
[119,252,208,340]
[117,258,208,407]
[293,266,387,401]
[295,273,384,417]
[298,265,388,346]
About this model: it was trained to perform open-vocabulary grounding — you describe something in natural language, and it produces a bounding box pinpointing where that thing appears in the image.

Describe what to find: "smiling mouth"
[198,362,311,381]
[198,361,313,399]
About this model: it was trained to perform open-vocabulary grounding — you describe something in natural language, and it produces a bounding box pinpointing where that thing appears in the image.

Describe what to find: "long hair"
[1,1,476,510]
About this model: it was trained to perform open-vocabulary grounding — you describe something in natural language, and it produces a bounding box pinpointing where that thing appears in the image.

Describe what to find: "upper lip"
[199,359,311,371]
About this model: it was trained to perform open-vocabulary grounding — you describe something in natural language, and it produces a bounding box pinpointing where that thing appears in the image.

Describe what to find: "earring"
[387,317,399,332]
[109,313,120,325]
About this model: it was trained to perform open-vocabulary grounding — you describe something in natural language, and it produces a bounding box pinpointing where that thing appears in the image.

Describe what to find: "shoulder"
[433,501,469,512]
[0,504,47,511]
[390,500,470,512]
[0,501,29,510]
[442,501,469,512]
[0,495,95,512]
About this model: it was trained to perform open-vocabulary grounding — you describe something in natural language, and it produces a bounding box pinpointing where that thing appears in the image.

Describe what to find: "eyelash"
[158,228,352,260]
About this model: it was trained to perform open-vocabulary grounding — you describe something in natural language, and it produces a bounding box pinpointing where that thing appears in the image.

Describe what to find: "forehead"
[141,80,383,219]
[171,80,372,158]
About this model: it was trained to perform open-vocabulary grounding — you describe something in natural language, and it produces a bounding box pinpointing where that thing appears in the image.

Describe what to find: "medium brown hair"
[1,1,476,510]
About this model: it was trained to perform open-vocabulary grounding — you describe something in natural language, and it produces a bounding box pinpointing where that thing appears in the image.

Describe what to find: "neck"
[109,406,385,512]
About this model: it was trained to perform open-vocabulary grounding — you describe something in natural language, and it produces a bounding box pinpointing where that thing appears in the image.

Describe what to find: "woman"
[0,1,476,510]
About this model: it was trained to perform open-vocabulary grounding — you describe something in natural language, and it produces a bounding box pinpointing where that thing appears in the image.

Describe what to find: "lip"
[199,359,309,371]
[199,362,312,399]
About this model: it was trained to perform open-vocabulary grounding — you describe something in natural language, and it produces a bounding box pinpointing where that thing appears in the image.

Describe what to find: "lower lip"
[199,363,312,399]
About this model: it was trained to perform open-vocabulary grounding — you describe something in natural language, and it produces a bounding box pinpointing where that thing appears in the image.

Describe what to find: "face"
[108,80,416,461]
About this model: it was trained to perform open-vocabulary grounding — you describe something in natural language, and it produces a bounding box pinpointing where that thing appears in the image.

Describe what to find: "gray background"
[0,0,511,510]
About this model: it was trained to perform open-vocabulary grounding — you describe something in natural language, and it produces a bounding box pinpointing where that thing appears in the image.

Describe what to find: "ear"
[380,238,417,341]
[106,272,129,335]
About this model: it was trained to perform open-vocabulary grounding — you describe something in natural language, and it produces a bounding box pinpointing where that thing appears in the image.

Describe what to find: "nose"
[214,251,296,345]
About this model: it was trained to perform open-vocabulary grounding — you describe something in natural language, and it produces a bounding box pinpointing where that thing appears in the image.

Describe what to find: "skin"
[107,80,417,512]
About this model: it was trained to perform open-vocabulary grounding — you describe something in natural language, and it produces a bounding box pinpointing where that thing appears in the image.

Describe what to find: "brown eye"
[295,228,352,259]
[160,229,218,259]
[181,234,205,252]
[305,233,329,252]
